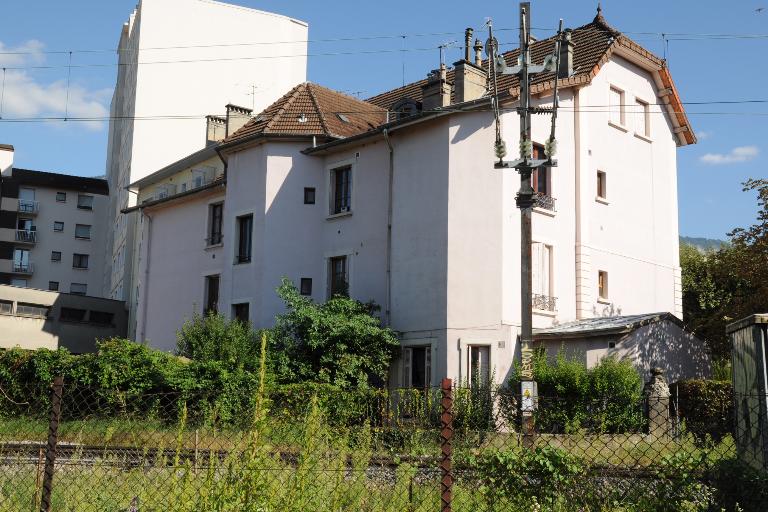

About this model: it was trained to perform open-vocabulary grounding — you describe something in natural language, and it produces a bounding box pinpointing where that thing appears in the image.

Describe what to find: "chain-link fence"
[0,378,765,511]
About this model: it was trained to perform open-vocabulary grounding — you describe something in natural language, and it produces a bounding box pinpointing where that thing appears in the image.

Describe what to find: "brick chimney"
[206,116,226,146]
[421,64,452,112]
[224,104,253,137]
[0,144,13,176]
[452,28,488,104]
[558,28,574,79]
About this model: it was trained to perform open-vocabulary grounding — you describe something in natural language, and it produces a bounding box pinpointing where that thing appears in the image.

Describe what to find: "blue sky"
[0,0,765,240]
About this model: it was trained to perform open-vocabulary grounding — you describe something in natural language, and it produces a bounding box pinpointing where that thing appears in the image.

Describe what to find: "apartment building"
[103,0,308,341]
[127,10,701,384]
[0,145,108,297]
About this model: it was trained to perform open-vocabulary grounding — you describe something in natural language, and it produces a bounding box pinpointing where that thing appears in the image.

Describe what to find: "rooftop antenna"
[438,40,457,69]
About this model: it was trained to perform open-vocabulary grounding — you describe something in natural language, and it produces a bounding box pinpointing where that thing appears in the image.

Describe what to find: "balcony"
[12,262,33,274]
[534,193,556,212]
[533,293,557,312]
[15,229,37,244]
[17,199,39,215]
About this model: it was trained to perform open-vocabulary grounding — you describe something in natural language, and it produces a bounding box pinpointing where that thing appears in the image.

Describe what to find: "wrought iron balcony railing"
[12,262,33,274]
[533,293,557,312]
[15,230,37,244]
[534,193,556,212]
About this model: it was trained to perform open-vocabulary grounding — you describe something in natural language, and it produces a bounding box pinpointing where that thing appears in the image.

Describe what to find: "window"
[60,307,87,322]
[468,345,491,388]
[598,271,608,301]
[13,248,30,273]
[609,86,625,126]
[608,342,617,349]
[635,99,650,137]
[75,224,92,240]
[207,203,223,246]
[73,253,89,269]
[51,251,61,262]
[17,303,49,318]
[232,303,250,324]
[70,283,87,296]
[77,194,94,210]
[204,275,220,314]
[597,171,607,199]
[10,278,27,287]
[0,300,12,314]
[304,187,316,205]
[56,192,66,202]
[328,255,348,297]
[235,214,253,263]
[89,311,114,326]
[18,188,36,213]
[532,242,555,311]
[300,278,313,296]
[53,221,64,232]
[403,346,431,388]
[49,281,59,291]
[531,144,549,196]
[330,165,352,215]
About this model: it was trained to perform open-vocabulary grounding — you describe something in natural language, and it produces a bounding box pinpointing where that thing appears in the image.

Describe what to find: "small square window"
[56,192,66,202]
[53,221,64,232]
[597,171,607,199]
[608,342,616,349]
[77,194,94,210]
[304,187,316,205]
[51,251,61,262]
[75,224,91,240]
[232,303,250,324]
[69,283,87,296]
[48,281,59,291]
[598,271,609,300]
[300,278,313,296]
[73,253,89,269]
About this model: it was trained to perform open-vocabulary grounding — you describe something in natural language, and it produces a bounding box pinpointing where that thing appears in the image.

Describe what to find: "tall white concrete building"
[126,11,706,383]
[104,0,308,335]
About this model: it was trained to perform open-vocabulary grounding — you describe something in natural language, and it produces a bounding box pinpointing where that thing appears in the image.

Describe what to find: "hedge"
[674,379,733,442]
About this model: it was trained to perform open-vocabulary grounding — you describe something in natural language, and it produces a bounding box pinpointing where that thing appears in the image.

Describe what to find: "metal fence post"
[440,378,454,512]
[40,375,63,512]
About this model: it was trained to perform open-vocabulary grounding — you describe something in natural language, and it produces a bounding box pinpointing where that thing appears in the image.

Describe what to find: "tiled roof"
[365,12,695,145]
[533,312,684,338]
[223,82,388,145]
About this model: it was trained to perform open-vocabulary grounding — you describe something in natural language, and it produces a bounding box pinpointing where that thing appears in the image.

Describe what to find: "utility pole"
[490,2,563,447]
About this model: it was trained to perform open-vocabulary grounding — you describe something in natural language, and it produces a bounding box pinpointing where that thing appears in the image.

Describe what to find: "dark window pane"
[411,347,426,388]
[73,253,89,269]
[48,281,59,291]
[329,256,348,297]
[332,166,351,214]
[61,307,87,322]
[56,192,66,202]
[232,303,249,323]
[304,187,316,205]
[209,203,223,245]
[300,278,312,296]
[51,251,61,262]
[205,275,220,314]
[236,215,252,263]
[89,311,114,326]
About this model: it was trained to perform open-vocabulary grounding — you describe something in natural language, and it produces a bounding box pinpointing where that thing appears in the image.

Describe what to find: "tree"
[176,312,262,370]
[681,179,768,359]
[270,278,400,388]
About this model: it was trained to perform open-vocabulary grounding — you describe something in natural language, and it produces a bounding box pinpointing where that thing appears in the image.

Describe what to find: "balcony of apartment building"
[11,261,33,275]
[17,199,39,215]
[14,227,37,245]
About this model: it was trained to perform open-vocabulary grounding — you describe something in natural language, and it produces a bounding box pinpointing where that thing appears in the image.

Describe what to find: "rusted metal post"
[40,376,63,512]
[33,447,43,511]
[440,378,454,512]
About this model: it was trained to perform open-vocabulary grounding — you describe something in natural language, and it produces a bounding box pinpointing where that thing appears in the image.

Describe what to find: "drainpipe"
[139,210,152,343]
[383,129,394,327]
[573,88,583,319]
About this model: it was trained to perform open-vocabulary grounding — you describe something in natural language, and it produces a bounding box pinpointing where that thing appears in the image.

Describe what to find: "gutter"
[121,180,226,214]
[139,211,153,343]
[382,128,394,327]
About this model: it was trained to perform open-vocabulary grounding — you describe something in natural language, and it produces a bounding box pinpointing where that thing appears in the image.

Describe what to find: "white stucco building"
[128,11,701,384]
[103,0,308,336]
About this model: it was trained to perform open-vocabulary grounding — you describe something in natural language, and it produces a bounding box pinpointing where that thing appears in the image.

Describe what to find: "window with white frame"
[634,99,650,137]
[329,165,352,215]
[609,86,625,126]
[532,242,555,311]
[468,345,491,387]
[403,346,431,388]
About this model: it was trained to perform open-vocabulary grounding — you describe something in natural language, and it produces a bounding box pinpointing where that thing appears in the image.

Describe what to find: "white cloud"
[699,146,759,165]
[696,130,712,140]
[0,40,109,131]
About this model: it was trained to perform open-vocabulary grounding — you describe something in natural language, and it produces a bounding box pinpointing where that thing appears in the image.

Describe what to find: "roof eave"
[129,144,219,189]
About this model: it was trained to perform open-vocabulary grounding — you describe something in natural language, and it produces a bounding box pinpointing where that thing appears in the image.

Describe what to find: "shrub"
[270,278,400,388]
[176,312,263,371]
[709,458,768,512]
[674,379,733,442]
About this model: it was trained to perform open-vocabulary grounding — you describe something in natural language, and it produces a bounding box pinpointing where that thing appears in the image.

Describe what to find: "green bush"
[674,379,733,442]
[176,312,263,371]
[270,278,399,388]
[509,350,644,433]
[709,458,768,512]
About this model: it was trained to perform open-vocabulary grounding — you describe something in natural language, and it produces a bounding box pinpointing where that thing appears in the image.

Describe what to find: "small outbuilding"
[533,312,711,382]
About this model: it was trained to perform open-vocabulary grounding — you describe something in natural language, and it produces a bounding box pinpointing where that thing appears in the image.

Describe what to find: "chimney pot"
[464,28,474,62]
[558,28,574,79]
[224,104,253,138]
[421,64,452,111]
[205,116,226,146]
[474,38,484,67]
